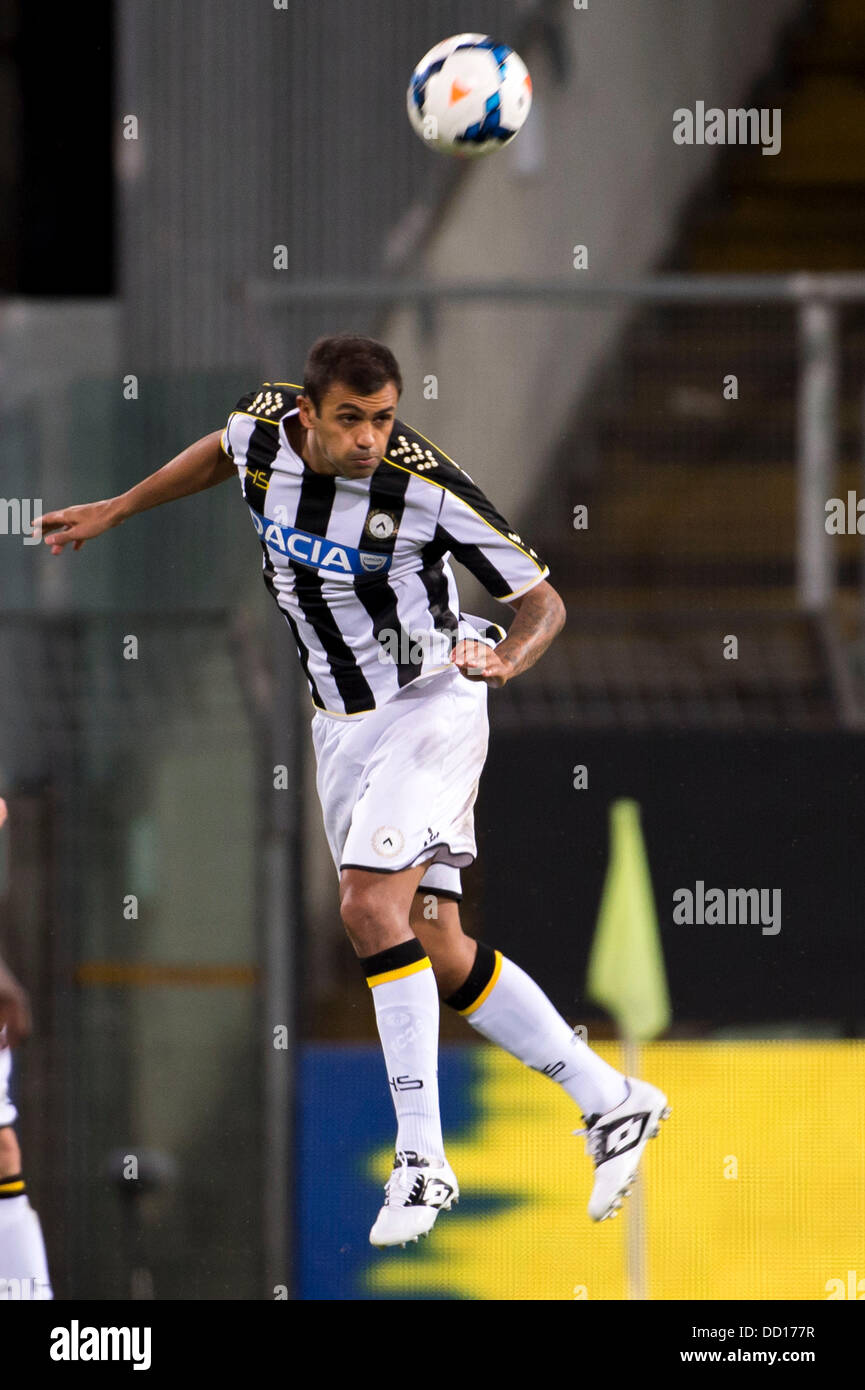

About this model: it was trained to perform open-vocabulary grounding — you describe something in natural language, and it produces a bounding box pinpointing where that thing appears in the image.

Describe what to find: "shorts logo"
[364,510,398,541]
[372,826,405,858]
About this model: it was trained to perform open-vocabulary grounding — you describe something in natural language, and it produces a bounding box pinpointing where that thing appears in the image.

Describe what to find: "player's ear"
[296,392,315,427]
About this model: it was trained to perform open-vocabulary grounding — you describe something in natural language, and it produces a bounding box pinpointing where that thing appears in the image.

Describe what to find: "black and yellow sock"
[360,937,444,1162]
[445,944,628,1115]
[0,1172,26,1199]
[360,937,431,988]
[444,941,502,1016]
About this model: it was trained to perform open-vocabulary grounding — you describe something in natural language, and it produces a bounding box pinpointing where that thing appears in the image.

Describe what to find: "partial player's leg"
[409,893,669,1222]
[405,891,476,997]
[340,864,458,1247]
[0,1045,53,1299]
[409,895,628,1115]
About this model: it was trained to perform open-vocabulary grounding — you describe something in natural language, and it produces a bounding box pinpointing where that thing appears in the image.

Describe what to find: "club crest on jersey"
[363,510,399,542]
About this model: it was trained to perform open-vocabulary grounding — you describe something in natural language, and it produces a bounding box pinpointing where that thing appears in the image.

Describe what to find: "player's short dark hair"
[302,334,403,410]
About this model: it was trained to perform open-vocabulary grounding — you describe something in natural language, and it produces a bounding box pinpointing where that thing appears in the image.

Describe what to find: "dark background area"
[0,0,113,293]
[480,729,863,1027]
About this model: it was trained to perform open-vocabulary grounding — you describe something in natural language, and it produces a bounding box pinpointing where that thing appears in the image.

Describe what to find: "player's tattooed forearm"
[497,586,566,680]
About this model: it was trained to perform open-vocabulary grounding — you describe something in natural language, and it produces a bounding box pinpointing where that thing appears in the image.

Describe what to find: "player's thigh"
[409,894,477,994]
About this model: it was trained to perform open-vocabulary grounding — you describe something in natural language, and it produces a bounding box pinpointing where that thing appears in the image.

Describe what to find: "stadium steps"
[684,0,865,272]
[524,0,865,726]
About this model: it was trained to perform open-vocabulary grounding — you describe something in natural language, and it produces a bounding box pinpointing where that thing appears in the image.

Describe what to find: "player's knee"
[0,1125,21,1178]
[340,884,404,952]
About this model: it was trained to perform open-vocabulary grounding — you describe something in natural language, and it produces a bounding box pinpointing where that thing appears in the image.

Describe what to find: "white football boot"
[369,1151,459,1248]
[577,1076,671,1222]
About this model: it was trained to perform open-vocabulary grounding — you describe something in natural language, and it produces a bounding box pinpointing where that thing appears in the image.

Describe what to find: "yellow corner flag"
[586,799,671,1042]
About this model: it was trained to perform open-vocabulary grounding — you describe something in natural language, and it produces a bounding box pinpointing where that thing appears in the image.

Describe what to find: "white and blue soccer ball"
[407,33,532,158]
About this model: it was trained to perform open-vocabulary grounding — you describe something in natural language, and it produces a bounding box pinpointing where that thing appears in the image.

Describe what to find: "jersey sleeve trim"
[497,567,551,603]
[231,409,280,427]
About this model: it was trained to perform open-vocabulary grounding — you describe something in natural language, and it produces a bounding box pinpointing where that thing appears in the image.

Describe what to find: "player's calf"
[0,1125,21,1180]
[340,867,455,1248]
[441,942,670,1221]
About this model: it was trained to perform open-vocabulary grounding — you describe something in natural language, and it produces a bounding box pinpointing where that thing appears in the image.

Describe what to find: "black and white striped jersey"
[221,383,550,718]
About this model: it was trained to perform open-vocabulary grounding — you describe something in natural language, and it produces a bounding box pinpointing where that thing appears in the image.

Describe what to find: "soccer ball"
[407,33,532,158]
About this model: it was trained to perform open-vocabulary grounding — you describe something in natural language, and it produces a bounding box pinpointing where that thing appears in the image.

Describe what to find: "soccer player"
[33,335,669,1247]
[0,798,53,1298]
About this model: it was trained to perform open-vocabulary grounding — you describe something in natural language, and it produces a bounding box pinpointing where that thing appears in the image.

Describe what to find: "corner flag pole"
[586,799,671,1300]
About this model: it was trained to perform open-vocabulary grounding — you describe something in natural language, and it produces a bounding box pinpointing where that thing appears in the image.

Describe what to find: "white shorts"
[0,1040,17,1128]
[311,663,489,900]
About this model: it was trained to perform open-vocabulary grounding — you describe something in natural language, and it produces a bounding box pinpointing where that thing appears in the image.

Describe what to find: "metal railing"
[247,272,865,617]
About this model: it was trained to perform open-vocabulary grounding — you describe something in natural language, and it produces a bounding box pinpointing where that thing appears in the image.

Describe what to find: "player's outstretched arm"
[451,579,566,687]
[33,429,234,555]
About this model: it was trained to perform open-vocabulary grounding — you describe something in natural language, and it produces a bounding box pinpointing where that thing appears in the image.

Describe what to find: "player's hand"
[32,499,121,554]
[0,968,31,1048]
[450,640,512,688]
[0,798,6,830]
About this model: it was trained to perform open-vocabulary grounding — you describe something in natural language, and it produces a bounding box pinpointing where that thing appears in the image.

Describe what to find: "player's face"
[298,380,399,479]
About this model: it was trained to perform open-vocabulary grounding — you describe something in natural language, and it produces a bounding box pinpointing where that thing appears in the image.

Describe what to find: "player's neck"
[302,434,336,475]
[286,416,334,476]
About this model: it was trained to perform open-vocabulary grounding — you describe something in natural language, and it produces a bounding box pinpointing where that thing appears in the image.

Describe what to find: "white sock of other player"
[0,1175,53,1299]
[447,944,628,1118]
[361,939,446,1163]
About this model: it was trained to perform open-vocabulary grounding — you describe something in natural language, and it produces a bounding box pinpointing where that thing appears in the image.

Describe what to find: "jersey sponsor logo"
[364,509,398,541]
[372,826,405,857]
[248,506,393,576]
